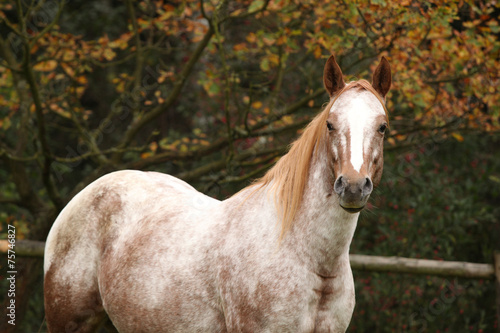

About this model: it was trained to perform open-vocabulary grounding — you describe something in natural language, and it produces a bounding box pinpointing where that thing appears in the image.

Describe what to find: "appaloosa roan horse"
[44,55,391,332]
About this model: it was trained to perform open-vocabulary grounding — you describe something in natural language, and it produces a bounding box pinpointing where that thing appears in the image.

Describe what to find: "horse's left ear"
[372,56,391,98]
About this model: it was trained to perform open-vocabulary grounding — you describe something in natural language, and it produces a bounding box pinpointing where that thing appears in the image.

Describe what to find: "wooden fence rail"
[350,253,494,279]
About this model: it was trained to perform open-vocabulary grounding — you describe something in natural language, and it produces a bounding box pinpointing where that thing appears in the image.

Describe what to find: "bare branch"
[29,0,65,44]
[0,196,23,207]
[125,0,145,101]
[15,0,64,211]
[175,145,287,183]
[124,89,323,170]
[113,23,215,161]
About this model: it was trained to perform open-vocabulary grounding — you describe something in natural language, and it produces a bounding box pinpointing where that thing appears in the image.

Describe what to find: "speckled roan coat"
[44,56,391,333]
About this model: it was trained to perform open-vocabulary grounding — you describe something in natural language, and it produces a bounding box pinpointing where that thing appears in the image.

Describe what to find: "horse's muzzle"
[334,175,373,213]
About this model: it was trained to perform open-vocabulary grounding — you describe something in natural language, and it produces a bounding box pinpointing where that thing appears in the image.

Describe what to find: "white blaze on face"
[330,89,386,173]
[346,98,367,172]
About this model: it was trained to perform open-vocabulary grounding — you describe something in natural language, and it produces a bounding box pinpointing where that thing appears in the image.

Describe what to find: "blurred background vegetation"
[0,0,498,331]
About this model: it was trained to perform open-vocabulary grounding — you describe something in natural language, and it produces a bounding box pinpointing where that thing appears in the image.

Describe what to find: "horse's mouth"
[340,205,364,213]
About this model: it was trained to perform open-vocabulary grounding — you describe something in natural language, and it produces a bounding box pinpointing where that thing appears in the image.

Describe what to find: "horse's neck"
[226,151,359,274]
[284,153,359,274]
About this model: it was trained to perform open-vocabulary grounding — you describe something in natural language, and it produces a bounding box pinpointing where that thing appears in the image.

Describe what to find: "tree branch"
[16,0,64,211]
[175,145,287,183]
[0,196,23,207]
[0,30,47,217]
[124,89,324,170]
[113,23,216,162]
[29,0,65,44]
[248,88,325,133]
[125,0,145,106]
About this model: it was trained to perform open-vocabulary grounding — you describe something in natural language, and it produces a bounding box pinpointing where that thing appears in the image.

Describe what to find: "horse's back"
[44,170,222,332]
[44,170,213,271]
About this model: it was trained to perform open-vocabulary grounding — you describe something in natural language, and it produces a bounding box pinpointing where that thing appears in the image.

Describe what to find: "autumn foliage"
[0,0,499,331]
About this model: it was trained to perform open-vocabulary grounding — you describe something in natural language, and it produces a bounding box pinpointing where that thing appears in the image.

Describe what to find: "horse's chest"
[219,265,354,333]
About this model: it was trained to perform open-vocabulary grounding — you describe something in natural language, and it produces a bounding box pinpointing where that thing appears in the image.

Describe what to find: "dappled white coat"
[44,167,358,332]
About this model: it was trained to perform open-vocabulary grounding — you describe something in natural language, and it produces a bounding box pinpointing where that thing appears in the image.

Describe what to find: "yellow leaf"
[252,101,263,109]
[231,8,244,17]
[0,117,11,130]
[33,60,58,72]
[276,35,287,45]
[103,48,116,61]
[75,87,85,98]
[451,132,464,142]
[63,50,75,62]
[75,76,87,85]
[268,54,279,65]
[395,134,407,141]
[149,142,158,152]
[282,115,293,124]
[246,33,257,43]
[313,45,322,59]
[263,37,275,46]
[61,63,75,77]
[233,43,248,52]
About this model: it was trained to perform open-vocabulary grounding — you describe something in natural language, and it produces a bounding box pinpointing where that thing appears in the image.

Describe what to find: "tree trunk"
[494,252,500,333]
[1,258,43,333]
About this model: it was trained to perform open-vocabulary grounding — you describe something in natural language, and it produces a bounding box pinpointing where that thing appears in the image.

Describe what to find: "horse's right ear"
[323,55,345,97]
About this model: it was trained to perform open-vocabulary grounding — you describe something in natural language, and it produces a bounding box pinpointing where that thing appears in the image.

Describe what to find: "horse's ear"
[323,55,345,97]
[372,56,391,98]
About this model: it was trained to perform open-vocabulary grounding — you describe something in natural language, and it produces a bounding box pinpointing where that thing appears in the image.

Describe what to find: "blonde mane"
[253,80,388,239]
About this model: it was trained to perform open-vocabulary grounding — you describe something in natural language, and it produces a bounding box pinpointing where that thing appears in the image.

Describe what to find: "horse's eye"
[378,123,388,134]
[326,121,334,132]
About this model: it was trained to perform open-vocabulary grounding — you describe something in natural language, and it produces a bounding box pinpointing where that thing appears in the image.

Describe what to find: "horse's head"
[323,55,391,213]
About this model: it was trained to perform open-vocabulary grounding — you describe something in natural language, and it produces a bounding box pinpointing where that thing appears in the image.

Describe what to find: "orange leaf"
[313,45,322,59]
[451,132,464,142]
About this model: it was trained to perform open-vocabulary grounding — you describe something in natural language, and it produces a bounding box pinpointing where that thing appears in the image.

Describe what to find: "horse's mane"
[251,80,388,239]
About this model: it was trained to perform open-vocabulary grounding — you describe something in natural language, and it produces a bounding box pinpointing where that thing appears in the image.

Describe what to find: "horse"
[44,55,391,333]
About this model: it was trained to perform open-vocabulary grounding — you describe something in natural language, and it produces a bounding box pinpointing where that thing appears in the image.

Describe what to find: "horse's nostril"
[334,176,345,195]
[363,177,373,196]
